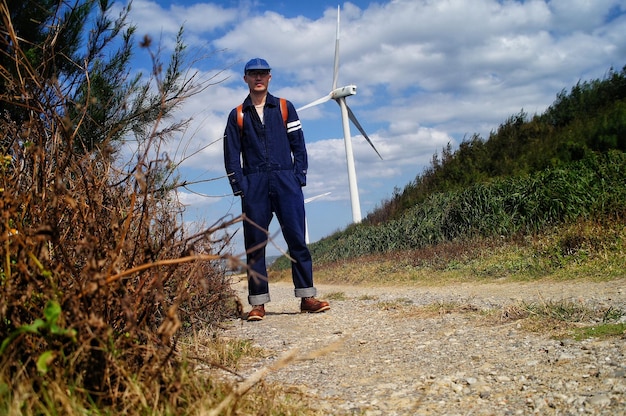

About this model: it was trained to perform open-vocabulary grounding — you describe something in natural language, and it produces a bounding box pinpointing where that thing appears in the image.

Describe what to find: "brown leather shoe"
[247,305,265,321]
[301,297,330,313]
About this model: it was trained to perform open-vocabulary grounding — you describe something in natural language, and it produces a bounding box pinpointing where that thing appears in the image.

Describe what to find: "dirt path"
[222,278,626,415]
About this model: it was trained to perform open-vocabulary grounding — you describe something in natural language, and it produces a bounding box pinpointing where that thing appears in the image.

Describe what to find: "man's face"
[244,70,271,93]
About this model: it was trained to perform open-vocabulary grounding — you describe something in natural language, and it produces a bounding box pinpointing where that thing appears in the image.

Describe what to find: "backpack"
[236,98,288,133]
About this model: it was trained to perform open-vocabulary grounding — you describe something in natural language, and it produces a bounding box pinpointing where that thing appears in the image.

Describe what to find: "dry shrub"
[0,3,241,412]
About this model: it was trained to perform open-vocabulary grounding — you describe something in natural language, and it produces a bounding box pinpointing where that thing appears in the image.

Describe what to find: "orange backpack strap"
[279,98,288,127]
[236,104,244,132]
[236,99,287,134]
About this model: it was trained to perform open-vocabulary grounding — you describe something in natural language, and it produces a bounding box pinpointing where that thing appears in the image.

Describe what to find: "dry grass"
[376,299,482,319]
[325,291,348,301]
[341,289,626,341]
[494,297,625,338]
[277,218,626,288]
[181,332,266,373]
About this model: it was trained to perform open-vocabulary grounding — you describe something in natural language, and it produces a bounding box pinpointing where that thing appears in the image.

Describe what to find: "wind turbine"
[297,5,382,224]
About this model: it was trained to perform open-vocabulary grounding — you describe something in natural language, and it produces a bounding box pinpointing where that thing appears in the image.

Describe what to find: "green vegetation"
[369,66,626,222]
[272,65,626,269]
[303,152,626,264]
[496,299,625,340]
[572,323,626,341]
[282,219,624,288]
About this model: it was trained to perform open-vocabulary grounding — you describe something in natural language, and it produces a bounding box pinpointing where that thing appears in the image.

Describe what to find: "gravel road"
[222,278,626,415]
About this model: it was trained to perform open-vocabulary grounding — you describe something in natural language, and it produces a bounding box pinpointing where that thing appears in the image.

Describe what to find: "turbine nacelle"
[331,85,357,99]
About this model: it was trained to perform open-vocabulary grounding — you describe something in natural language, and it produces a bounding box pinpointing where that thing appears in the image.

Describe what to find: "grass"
[375,299,482,319]
[269,219,626,287]
[182,333,266,370]
[4,2,622,413]
[360,294,625,341]
[0,332,323,416]
[376,298,413,311]
[571,323,626,341]
[495,299,626,340]
[325,291,348,301]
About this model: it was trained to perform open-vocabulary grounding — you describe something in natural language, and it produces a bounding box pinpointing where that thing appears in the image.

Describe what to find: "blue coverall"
[223,93,317,305]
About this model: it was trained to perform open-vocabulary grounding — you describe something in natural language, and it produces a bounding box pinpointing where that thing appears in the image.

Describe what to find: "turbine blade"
[332,6,340,90]
[304,191,331,204]
[346,104,383,160]
[297,94,332,112]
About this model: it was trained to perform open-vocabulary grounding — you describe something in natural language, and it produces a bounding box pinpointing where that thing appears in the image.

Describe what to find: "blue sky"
[120,0,626,256]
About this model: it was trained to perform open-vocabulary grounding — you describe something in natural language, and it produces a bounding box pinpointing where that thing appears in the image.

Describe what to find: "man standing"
[223,58,330,321]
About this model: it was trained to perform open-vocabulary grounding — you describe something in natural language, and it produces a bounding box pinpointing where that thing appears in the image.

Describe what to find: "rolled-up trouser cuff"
[294,287,316,298]
[248,293,270,305]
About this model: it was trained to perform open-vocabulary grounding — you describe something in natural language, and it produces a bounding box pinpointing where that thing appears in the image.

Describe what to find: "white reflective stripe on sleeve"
[287,120,302,133]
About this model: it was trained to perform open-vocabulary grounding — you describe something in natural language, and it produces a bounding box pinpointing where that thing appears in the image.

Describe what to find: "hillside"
[366,64,626,225]
[273,65,626,270]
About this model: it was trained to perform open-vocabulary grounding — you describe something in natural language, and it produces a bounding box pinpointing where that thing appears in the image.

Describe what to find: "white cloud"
[548,0,623,33]
[130,0,238,35]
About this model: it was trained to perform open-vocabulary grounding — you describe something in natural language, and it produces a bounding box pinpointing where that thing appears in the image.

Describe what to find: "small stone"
[558,353,576,361]
[587,394,611,407]
[612,382,626,393]
[465,377,478,385]
[613,369,626,378]
[451,382,464,394]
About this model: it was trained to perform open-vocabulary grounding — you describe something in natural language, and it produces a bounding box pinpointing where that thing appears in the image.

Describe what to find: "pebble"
[587,394,612,407]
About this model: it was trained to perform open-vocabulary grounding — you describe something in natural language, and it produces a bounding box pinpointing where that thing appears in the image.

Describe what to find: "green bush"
[296,151,626,265]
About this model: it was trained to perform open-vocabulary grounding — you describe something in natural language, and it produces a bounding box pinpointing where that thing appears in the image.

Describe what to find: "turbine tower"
[297,6,382,224]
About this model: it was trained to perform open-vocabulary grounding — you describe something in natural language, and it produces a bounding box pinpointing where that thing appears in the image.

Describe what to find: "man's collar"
[244,92,277,109]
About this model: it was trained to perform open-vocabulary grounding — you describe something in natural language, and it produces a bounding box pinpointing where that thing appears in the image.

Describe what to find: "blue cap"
[244,58,271,73]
